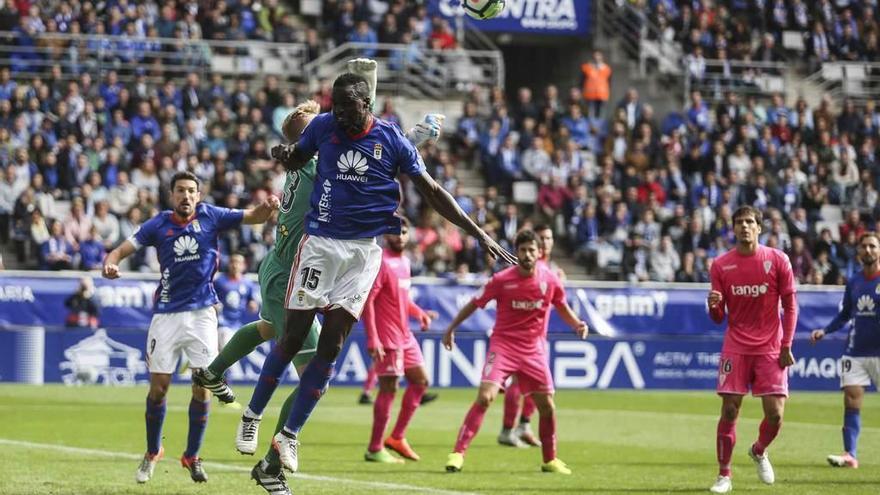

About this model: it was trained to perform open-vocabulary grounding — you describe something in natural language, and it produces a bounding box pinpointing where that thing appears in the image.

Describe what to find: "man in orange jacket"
[580,50,612,119]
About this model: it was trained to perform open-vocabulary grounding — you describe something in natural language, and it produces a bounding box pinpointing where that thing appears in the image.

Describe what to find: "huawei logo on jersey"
[856,294,875,315]
[173,235,200,262]
[336,150,369,182]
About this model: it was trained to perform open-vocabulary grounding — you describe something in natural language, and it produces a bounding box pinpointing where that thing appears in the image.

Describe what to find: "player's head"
[170,171,201,218]
[732,205,762,245]
[282,99,321,142]
[514,229,540,272]
[332,72,372,136]
[228,253,246,277]
[535,224,553,260]
[384,217,410,253]
[857,232,880,267]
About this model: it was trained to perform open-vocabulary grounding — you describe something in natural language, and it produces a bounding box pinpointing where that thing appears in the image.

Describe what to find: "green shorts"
[258,250,321,369]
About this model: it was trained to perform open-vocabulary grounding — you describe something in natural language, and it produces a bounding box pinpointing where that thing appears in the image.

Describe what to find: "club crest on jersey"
[763,260,772,274]
[539,281,547,295]
[192,220,201,233]
[373,143,382,159]
[874,284,880,295]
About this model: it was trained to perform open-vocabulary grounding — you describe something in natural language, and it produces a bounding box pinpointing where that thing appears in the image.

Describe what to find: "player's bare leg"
[138,373,171,483]
[532,392,570,474]
[828,385,863,468]
[447,381,501,472]
[499,378,526,447]
[748,395,783,485]
[365,375,405,464]
[711,394,742,493]
[180,380,210,482]
[384,366,429,461]
[275,308,356,472]
[360,364,378,405]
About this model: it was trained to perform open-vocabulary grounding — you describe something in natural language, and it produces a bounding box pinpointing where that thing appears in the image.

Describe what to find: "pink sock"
[753,419,781,456]
[369,391,394,452]
[363,366,378,394]
[717,419,737,477]
[454,403,488,454]
[391,383,426,440]
[539,414,557,463]
[521,395,536,422]
[502,382,521,430]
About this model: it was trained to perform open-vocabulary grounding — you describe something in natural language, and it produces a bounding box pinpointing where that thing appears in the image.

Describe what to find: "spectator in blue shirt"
[41,220,75,270]
[348,20,378,58]
[79,225,105,270]
[130,102,160,142]
[561,103,591,149]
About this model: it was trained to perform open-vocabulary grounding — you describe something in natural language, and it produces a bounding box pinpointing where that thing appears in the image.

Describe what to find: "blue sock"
[284,357,335,434]
[145,397,166,455]
[843,408,860,457]
[184,398,210,458]
[248,345,290,416]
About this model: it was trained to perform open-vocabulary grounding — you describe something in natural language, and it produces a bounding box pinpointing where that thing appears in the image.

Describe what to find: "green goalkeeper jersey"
[274,157,317,266]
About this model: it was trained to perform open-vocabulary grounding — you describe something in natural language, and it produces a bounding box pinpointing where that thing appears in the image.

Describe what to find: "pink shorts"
[716,352,789,397]
[481,343,554,396]
[373,334,424,377]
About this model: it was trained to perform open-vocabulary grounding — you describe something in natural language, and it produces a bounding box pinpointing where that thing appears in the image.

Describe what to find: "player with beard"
[102,171,278,484]
[443,229,587,474]
[811,232,880,470]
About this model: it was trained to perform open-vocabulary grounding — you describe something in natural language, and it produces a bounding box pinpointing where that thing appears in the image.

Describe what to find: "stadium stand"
[0,0,878,288]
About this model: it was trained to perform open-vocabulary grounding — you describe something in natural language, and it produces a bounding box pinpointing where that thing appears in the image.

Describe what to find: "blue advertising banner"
[429,0,591,36]
[0,274,846,337]
[0,328,852,391]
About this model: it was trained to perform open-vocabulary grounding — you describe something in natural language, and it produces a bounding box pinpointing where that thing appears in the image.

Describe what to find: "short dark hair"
[534,224,552,234]
[514,229,539,248]
[859,232,880,245]
[732,205,762,225]
[332,73,370,101]
[170,171,200,190]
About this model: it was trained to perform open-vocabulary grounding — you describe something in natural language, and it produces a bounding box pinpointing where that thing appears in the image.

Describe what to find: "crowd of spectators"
[440,78,880,285]
[640,0,880,68]
[1,1,879,287]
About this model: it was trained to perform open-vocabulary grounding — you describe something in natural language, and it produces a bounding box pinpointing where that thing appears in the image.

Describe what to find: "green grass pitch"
[0,384,877,494]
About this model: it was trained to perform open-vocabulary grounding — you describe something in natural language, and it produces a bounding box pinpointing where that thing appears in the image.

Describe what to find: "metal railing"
[803,61,880,103]
[683,59,790,103]
[0,30,308,84]
[302,42,504,99]
[597,0,681,78]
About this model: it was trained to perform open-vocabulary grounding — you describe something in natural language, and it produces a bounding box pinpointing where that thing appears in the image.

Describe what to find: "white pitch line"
[0,438,478,495]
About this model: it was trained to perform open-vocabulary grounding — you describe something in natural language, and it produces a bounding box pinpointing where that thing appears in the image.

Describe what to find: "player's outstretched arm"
[406,114,445,147]
[410,172,517,266]
[102,240,137,279]
[271,143,314,172]
[442,300,479,350]
[242,195,281,225]
[813,282,853,345]
[556,301,589,339]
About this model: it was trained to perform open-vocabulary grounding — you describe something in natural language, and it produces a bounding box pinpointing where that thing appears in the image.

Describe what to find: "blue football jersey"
[823,271,880,357]
[297,113,426,239]
[214,273,257,328]
[131,203,244,313]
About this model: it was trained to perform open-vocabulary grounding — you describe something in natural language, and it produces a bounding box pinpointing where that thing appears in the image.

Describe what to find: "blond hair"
[282,100,321,141]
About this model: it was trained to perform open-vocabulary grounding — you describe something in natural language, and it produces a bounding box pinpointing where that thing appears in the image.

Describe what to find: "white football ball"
[462,0,506,20]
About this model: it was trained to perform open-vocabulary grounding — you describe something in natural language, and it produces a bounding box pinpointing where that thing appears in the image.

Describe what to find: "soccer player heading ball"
[707,205,798,494]
[255,67,516,477]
